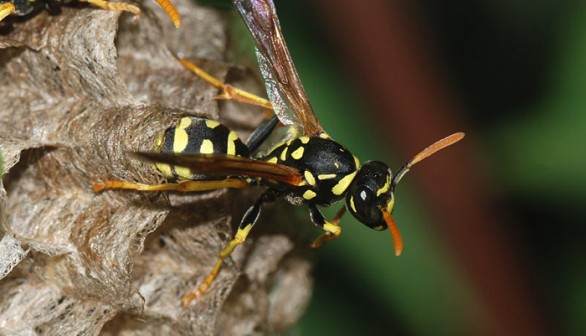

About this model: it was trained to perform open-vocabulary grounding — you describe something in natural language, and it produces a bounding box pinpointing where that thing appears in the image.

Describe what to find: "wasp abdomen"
[154,117,249,180]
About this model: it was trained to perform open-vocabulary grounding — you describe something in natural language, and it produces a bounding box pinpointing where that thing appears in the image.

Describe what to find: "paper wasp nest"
[0,1,312,334]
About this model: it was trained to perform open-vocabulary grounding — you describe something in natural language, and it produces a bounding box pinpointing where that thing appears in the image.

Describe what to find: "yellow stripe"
[280,147,288,161]
[291,147,304,160]
[303,190,317,200]
[332,171,357,195]
[317,173,337,180]
[200,139,214,154]
[179,117,192,128]
[266,157,278,164]
[299,136,310,144]
[304,170,316,186]
[205,119,220,129]
[173,118,192,152]
[319,133,330,139]
[227,131,238,155]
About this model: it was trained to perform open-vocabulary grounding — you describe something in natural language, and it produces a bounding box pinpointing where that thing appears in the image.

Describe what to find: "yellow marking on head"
[376,176,390,196]
[349,196,357,213]
[280,147,288,161]
[318,173,337,180]
[319,133,330,139]
[299,136,310,144]
[154,162,174,178]
[200,139,214,154]
[303,189,317,200]
[227,131,239,155]
[291,146,305,160]
[387,196,395,213]
[173,117,192,152]
[205,119,221,129]
[266,156,278,164]
[304,170,316,186]
[332,171,357,196]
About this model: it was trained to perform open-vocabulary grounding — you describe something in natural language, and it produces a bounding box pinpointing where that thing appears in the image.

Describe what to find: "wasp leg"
[0,2,15,22]
[154,0,181,28]
[177,57,273,112]
[79,0,141,18]
[308,204,346,249]
[181,188,280,306]
[92,178,248,193]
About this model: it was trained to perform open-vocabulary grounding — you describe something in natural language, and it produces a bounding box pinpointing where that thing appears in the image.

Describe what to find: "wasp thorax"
[346,161,393,231]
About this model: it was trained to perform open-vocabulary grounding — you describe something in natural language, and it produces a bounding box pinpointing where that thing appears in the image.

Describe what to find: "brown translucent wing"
[233,0,324,136]
[134,152,304,186]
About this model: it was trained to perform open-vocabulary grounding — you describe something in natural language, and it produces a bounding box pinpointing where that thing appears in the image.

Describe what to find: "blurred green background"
[203,0,586,335]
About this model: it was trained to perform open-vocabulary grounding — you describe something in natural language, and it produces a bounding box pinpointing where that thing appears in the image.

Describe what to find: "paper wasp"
[0,0,181,28]
[93,0,464,306]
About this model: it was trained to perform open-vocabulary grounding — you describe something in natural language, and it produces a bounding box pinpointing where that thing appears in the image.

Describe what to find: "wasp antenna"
[382,209,403,256]
[155,0,181,28]
[392,132,465,187]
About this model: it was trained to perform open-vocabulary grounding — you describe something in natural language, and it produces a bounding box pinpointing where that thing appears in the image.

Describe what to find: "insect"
[93,0,464,306]
[0,0,181,28]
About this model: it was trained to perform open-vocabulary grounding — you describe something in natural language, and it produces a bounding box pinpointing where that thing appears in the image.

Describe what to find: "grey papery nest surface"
[0,1,312,334]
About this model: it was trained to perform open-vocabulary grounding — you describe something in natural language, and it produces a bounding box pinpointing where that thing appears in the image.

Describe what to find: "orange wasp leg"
[154,0,181,28]
[80,0,181,28]
[92,178,248,193]
[79,0,141,17]
[310,206,347,249]
[177,57,274,116]
[181,225,250,306]
[181,188,279,306]
[0,2,15,22]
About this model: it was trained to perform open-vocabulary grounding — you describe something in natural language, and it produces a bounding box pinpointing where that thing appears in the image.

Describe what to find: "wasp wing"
[233,0,324,136]
[134,152,304,186]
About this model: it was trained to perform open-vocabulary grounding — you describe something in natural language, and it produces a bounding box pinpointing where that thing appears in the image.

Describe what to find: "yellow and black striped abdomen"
[154,117,249,180]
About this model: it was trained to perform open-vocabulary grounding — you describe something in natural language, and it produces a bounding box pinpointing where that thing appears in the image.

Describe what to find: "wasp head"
[345,161,403,255]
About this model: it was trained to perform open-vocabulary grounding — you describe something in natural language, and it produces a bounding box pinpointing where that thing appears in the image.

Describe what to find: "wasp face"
[345,161,394,231]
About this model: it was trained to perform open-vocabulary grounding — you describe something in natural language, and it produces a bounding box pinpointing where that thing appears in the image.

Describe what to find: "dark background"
[208,0,586,335]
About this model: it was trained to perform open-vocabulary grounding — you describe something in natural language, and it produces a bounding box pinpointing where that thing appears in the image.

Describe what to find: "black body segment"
[260,135,359,206]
